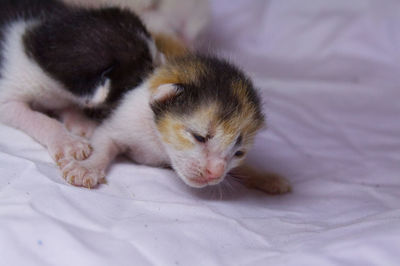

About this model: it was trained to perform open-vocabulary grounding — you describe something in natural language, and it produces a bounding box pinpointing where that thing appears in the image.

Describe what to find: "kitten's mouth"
[185,176,224,188]
[189,178,208,186]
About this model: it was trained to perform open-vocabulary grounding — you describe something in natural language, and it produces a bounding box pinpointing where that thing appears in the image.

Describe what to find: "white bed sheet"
[1,1,400,265]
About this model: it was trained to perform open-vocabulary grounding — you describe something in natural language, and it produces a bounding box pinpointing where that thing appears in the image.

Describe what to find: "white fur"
[61,82,171,186]
[85,78,111,108]
[106,82,170,166]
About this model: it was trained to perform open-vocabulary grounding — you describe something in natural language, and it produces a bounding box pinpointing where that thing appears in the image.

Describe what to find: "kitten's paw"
[50,136,92,163]
[255,174,291,194]
[61,161,105,188]
[242,173,291,195]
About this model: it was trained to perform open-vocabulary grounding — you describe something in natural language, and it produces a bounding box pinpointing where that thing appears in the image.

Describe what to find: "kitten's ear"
[150,83,183,104]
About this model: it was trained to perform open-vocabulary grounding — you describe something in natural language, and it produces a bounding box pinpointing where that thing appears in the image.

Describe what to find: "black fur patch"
[0,0,155,119]
[23,6,154,109]
[151,54,264,125]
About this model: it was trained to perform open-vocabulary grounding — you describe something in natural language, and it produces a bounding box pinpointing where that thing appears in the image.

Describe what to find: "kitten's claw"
[61,160,105,188]
[50,136,92,163]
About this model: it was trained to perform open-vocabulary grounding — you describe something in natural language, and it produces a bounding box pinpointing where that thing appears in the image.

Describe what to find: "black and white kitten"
[0,0,162,164]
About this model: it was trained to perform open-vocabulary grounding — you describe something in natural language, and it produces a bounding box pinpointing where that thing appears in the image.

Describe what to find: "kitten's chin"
[183,178,209,188]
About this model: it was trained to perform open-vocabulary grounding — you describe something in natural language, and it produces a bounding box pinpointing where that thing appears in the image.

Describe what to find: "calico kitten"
[0,0,162,164]
[59,44,291,193]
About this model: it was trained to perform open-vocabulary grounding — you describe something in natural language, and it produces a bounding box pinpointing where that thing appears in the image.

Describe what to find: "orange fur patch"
[149,58,206,93]
[157,115,194,150]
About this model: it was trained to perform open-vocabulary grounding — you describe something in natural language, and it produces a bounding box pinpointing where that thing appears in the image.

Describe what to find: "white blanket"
[1,1,400,265]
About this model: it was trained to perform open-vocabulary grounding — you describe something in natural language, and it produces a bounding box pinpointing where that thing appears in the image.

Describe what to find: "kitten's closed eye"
[192,133,207,143]
[234,151,245,157]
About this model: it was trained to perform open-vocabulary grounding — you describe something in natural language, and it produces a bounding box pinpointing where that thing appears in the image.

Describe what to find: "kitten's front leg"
[60,127,121,188]
[231,164,291,194]
[0,101,92,162]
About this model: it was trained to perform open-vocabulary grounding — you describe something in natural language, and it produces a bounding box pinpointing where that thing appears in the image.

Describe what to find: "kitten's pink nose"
[206,161,225,181]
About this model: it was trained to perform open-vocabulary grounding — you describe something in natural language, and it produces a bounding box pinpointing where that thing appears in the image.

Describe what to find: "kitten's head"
[150,54,264,188]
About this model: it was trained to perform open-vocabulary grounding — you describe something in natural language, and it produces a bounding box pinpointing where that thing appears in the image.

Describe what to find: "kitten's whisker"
[211,187,217,200]
[225,178,235,193]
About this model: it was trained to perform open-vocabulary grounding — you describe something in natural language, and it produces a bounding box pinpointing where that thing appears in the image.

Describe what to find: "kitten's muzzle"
[186,161,226,187]
[205,160,225,181]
